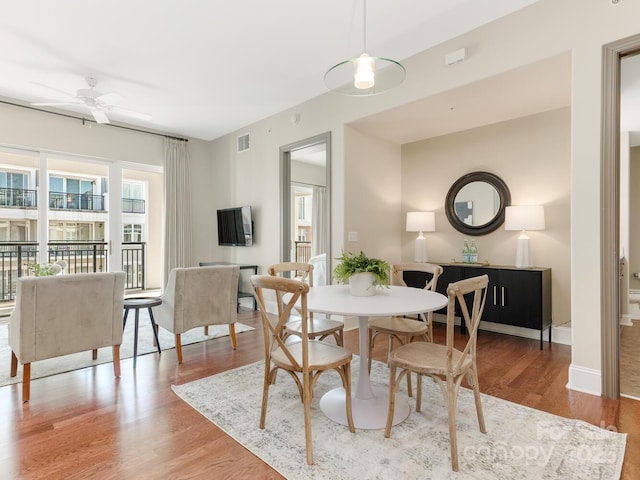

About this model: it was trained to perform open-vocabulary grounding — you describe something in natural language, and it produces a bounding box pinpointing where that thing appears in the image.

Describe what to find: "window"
[123,181,144,199]
[49,176,63,192]
[123,224,142,242]
[0,171,28,190]
[49,221,95,241]
[50,176,94,194]
[0,220,28,241]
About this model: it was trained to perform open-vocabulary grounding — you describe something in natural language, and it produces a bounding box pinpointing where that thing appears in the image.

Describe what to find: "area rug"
[172,358,626,480]
[0,313,254,386]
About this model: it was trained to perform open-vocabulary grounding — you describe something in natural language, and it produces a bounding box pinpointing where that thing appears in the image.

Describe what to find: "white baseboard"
[567,364,601,396]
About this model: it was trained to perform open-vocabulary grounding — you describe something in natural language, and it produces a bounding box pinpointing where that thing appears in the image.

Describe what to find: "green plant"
[27,260,67,277]
[332,251,390,287]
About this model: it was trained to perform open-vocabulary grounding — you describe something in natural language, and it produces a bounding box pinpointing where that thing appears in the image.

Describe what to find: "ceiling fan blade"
[108,106,152,122]
[96,92,123,104]
[90,109,110,124]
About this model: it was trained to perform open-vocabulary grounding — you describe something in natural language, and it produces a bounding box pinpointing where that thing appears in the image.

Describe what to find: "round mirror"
[445,172,510,235]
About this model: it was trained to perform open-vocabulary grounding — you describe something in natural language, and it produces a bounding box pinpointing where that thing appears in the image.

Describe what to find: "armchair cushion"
[154,265,240,335]
[9,272,126,364]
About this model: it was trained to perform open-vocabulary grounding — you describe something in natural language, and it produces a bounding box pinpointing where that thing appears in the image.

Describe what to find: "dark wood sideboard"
[403,263,552,350]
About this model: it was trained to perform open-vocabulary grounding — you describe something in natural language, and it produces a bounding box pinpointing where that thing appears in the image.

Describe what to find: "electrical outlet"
[348,231,358,242]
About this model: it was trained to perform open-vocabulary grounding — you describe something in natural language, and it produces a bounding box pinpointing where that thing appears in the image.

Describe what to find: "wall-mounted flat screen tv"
[217,206,253,246]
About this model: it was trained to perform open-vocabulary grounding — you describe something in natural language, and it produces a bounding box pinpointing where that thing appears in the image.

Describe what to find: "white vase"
[348,272,377,296]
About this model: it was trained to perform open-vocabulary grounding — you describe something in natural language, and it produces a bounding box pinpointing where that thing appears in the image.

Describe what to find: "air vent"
[237,133,250,153]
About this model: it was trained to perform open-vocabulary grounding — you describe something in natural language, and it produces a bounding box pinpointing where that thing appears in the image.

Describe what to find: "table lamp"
[504,205,545,268]
[406,211,435,262]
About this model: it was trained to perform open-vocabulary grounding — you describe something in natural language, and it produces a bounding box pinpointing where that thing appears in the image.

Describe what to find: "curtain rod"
[0,99,189,142]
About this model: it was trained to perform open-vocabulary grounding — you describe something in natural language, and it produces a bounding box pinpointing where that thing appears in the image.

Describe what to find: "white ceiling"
[0,0,540,141]
[351,53,572,145]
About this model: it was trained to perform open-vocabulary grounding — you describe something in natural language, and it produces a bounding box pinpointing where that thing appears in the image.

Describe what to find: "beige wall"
[1,0,639,395]
[344,126,402,263]
[401,108,571,326]
[0,100,213,289]
[207,0,640,394]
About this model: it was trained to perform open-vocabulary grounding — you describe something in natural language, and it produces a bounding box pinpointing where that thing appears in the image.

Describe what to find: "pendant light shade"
[324,0,406,96]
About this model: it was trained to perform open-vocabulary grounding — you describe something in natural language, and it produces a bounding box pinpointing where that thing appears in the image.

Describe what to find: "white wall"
[0,100,212,289]
[206,0,640,395]
[402,108,571,327]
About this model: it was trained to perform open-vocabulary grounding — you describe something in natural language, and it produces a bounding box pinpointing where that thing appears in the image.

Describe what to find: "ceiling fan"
[30,77,152,125]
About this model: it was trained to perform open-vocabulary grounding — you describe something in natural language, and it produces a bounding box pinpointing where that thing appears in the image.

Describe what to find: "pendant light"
[324,0,406,96]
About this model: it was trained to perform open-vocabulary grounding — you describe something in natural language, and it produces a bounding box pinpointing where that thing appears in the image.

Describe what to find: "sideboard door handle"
[501,286,506,307]
[493,286,497,305]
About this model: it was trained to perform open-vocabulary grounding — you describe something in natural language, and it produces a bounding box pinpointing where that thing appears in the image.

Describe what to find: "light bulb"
[354,53,375,89]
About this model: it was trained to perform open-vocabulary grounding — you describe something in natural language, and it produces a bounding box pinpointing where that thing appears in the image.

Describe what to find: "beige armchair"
[9,272,126,403]
[152,265,240,363]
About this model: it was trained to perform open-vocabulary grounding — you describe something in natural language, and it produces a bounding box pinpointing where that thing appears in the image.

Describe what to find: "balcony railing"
[122,242,146,290]
[0,190,146,214]
[122,198,145,213]
[0,187,37,208]
[0,241,146,301]
[295,241,311,264]
[49,191,105,211]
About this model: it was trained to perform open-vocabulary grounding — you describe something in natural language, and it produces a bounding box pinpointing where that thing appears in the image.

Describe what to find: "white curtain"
[311,186,327,257]
[163,138,193,287]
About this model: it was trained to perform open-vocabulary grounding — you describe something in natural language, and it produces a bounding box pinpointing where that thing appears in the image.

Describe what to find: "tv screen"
[217,206,253,246]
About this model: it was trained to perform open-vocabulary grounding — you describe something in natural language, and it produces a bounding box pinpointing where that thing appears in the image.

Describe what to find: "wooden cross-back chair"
[384,274,489,472]
[267,262,344,346]
[368,262,443,396]
[250,274,355,465]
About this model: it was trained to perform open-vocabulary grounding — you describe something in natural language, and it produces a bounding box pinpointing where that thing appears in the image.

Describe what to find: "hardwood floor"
[1,311,637,479]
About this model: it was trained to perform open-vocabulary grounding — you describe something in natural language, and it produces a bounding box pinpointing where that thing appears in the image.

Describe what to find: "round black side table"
[123,297,162,368]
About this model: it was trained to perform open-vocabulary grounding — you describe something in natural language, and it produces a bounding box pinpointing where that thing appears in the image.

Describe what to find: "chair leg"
[384,364,397,438]
[344,362,355,433]
[113,345,121,377]
[469,368,486,433]
[302,373,314,465]
[447,380,460,472]
[204,326,209,336]
[368,329,374,373]
[92,349,98,361]
[259,364,271,429]
[10,351,18,377]
[229,324,237,349]
[416,374,423,412]
[175,334,183,363]
[22,363,31,403]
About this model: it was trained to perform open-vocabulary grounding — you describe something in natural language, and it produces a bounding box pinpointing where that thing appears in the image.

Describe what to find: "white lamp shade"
[406,211,435,232]
[504,206,545,231]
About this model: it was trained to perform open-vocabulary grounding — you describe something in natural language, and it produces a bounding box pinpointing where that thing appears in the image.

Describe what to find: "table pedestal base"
[319,385,410,430]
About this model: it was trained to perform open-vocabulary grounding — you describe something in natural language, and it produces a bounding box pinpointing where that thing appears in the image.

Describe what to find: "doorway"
[279,133,331,285]
[601,34,640,399]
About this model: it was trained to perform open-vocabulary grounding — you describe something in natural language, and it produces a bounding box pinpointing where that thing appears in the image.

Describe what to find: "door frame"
[601,33,640,399]
[279,132,331,284]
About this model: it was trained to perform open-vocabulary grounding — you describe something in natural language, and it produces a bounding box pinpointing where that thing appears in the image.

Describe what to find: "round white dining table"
[306,284,448,429]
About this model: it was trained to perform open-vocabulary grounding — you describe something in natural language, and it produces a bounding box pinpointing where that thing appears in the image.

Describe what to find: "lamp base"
[414,235,427,263]
[515,233,532,268]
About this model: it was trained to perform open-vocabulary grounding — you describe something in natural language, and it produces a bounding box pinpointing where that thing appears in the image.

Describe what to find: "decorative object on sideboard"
[406,211,435,262]
[504,205,546,268]
[445,171,511,236]
[333,250,390,296]
[461,239,478,264]
[324,0,405,96]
